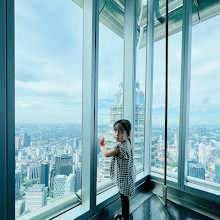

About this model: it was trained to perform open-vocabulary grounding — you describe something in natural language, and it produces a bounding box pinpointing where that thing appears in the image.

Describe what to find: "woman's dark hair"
[113,119,132,144]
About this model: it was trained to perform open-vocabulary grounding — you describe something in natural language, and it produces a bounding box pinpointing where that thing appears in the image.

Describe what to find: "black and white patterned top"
[110,140,136,197]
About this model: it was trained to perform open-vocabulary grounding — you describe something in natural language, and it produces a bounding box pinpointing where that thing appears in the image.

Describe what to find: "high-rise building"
[15,170,22,199]
[22,132,31,148]
[215,164,220,184]
[53,174,75,198]
[15,137,21,150]
[50,166,56,191]
[27,165,41,181]
[40,162,50,187]
[74,167,81,193]
[25,184,47,212]
[199,143,206,165]
[188,140,196,159]
[55,155,73,176]
[53,175,67,198]
[102,82,145,179]
[188,161,205,180]
[18,149,24,161]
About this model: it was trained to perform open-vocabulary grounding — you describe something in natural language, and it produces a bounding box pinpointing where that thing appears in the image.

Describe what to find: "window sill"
[18,193,82,220]
[184,179,220,203]
[97,183,119,205]
[150,171,178,188]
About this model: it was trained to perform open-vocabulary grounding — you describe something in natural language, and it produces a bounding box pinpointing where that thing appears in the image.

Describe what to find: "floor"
[132,194,214,220]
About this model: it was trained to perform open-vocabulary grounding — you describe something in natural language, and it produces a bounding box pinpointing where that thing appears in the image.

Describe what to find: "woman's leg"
[120,194,129,220]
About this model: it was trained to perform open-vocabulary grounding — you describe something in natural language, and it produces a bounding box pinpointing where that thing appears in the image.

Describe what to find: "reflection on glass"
[15,0,83,218]
[188,14,220,188]
[97,0,124,194]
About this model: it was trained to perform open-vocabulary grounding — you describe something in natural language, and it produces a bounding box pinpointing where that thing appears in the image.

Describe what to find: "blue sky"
[15,0,220,126]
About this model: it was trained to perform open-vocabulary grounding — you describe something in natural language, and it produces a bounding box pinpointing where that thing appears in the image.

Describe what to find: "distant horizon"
[15,122,220,128]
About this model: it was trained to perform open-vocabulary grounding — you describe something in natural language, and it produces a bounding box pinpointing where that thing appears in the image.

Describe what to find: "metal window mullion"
[145,0,154,175]
[0,0,7,219]
[178,0,192,191]
[123,0,137,144]
[6,0,15,219]
[82,0,99,217]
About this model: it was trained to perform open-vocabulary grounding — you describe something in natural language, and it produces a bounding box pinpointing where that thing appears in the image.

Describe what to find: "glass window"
[166,30,182,178]
[97,0,124,194]
[151,0,166,176]
[151,0,182,178]
[135,0,147,173]
[15,0,83,218]
[167,0,183,178]
[187,11,220,189]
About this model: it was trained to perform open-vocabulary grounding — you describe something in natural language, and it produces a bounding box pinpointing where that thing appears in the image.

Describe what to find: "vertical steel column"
[145,0,154,175]
[0,0,7,219]
[82,0,99,216]
[178,0,192,191]
[123,0,137,143]
[7,0,15,218]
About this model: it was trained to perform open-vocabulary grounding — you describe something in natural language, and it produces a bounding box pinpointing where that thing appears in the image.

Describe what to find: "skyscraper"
[53,175,67,198]
[25,184,47,212]
[74,167,81,193]
[27,165,41,181]
[102,82,145,179]
[22,132,31,148]
[40,162,50,187]
[53,174,75,198]
[15,170,22,199]
[215,164,220,184]
[55,155,73,176]
[188,160,205,180]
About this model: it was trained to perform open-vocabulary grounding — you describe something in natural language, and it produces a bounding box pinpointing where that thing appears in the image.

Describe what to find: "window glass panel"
[15,0,83,218]
[151,0,182,177]
[135,0,147,173]
[97,0,124,194]
[151,0,166,175]
[166,31,181,178]
[187,10,220,189]
[167,0,183,178]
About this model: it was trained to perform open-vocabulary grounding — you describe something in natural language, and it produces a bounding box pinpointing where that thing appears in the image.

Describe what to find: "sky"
[15,0,220,126]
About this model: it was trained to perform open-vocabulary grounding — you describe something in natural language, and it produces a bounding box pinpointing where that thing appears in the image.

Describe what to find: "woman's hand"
[100,137,105,147]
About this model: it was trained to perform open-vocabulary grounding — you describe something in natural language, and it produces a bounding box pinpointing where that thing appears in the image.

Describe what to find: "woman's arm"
[99,137,120,157]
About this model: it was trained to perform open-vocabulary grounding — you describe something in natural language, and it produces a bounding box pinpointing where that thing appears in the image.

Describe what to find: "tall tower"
[15,170,22,199]
[102,82,145,179]
[55,155,73,176]
[40,162,50,187]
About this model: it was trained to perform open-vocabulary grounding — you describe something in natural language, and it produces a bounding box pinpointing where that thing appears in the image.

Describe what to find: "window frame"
[2,0,220,219]
[150,0,220,204]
